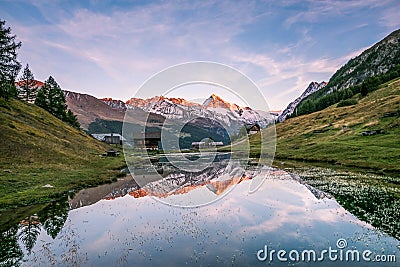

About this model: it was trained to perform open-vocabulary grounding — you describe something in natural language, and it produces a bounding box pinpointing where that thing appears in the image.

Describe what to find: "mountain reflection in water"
[71,153,260,208]
[1,158,399,267]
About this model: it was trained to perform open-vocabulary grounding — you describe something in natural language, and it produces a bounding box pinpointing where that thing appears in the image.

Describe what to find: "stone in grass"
[42,184,54,188]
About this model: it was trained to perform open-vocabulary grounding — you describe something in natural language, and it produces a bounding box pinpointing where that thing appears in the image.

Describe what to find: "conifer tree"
[361,82,368,97]
[47,77,67,120]
[35,76,67,120]
[65,109,80,129]
[18,64,38,102]
[35,76,80,128]
[0,20,21,100]
[35,76,66,120]
[34,78,50,111]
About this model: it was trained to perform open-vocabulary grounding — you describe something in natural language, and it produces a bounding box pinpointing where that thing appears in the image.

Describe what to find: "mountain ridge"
[290,28,400,117]
[123,93,274,134]
[202,93,242,111]
[64,91,125,129]
[64,90,274,134]
[250,77,400,172]
[325,29,400,93]
[277,81,327,122]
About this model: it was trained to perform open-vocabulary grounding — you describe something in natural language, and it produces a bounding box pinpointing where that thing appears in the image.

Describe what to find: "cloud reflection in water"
[21,167,399,266]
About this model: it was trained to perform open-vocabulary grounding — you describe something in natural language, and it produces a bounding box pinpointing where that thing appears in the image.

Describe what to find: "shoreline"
[272,155,400,177]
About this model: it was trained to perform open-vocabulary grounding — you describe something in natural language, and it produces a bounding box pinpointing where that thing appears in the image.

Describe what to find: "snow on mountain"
[135,159,256,198]
[63,88,274,135]
[126,96,201,110]
[102,98,127,111]
[123,94,273,133]
[277,81,327,122]
[202,94,241,111]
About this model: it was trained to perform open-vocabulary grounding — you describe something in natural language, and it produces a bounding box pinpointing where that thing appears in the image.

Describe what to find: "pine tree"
[65,109,80,129]
[35,76,66,120]
[34,79,50,111]
[17,216,41,255]
[0,226,23,266]
[35,76,80,129]
[361,82,368,97]
[38,201,69,239]
[0,20,21,100]
[18,64,38,102]
[47,77,67,120]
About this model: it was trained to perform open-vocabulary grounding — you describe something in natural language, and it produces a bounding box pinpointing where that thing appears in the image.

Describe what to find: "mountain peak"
[203,94,240,111]
[102,97,127,111]
[15,79,44,88]
[126,95,201,108]
[277,81,327,122]
[210,93,220,99]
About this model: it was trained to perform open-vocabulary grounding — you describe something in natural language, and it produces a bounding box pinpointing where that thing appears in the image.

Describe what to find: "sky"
[1,0,399,110]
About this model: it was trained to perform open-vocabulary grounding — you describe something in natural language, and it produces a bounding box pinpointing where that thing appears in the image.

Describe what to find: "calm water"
[2,156,399,266]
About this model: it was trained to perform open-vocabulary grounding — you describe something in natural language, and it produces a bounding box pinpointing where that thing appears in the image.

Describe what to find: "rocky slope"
[65,88,273,136]
[124,94,274,133]
[64,91,125,129]
[325,29,400,93]
[274,77,400,171]
[292,29,400,117]
[277,81,327,122]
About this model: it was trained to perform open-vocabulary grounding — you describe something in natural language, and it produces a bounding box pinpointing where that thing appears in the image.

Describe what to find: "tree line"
[0,20,80,129]
[289,64,400,118]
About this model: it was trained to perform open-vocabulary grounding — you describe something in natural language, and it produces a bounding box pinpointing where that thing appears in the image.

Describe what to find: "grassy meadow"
[269,77,400,239]
[271,77,400,173]
[0,99,126,210]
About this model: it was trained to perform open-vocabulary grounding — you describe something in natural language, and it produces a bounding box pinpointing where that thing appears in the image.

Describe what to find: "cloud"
[226,39,373,109]
[2,0,398,109]
[229,51,332,99]
[11,1,270,100]
[283,0,394,29]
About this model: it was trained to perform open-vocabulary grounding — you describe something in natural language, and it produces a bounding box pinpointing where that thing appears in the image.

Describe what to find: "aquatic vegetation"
[289,167,400,240]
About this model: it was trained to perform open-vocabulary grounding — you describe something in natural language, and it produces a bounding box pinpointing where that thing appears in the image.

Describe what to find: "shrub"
[337,99,358,107]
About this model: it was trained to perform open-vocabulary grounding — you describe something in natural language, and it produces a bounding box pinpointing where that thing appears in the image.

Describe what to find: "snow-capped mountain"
[126,96,199,109]
[102,98,127,111]
[202,94,241,111]
[65,89,273,136]
[124,94,274,133]
[277,81,327,122]
[130,159,256,199]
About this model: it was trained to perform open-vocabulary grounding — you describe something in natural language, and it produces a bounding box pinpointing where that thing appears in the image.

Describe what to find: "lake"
[1,154,399,266]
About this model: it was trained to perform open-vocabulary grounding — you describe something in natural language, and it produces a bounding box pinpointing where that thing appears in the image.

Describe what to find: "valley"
[1,14,399,266]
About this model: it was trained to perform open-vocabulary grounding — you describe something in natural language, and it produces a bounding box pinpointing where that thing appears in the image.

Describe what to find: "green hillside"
[317,29,400,95]
[274,77,400,173]
[0,98,125,210]
[293,29,400,117]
